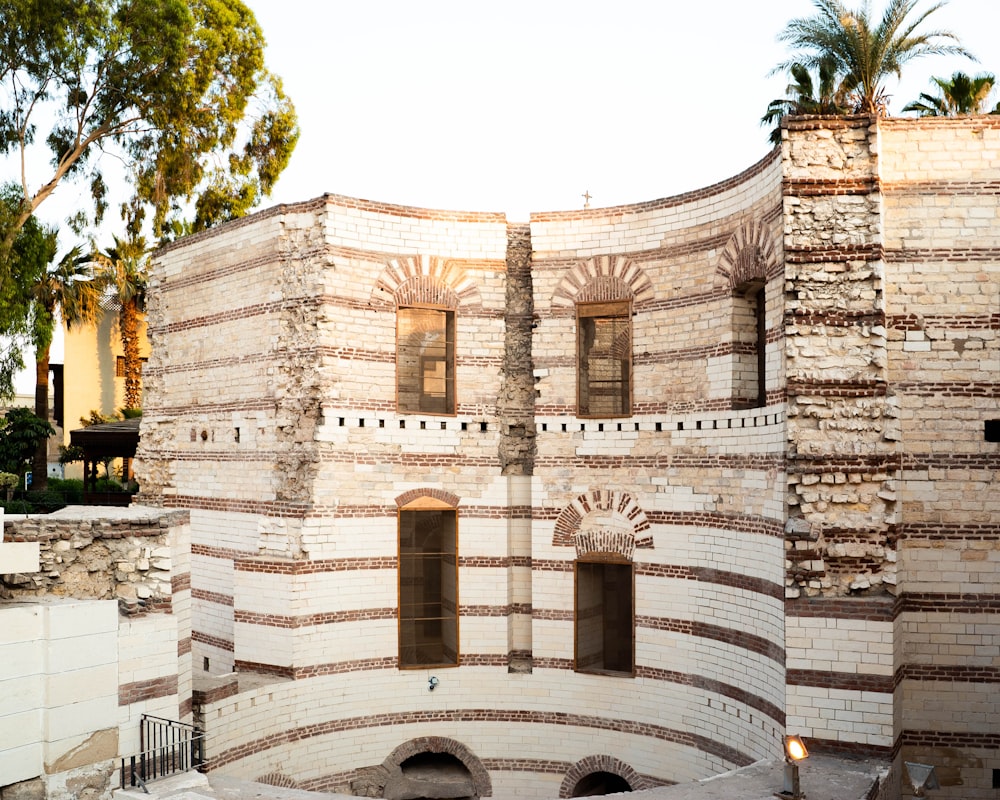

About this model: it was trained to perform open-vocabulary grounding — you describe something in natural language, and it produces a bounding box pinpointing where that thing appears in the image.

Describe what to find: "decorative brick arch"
[255,773,299,790]
[552,255,654,309]
[395,488,461,508]
[559,754,650,797]
[373,255,481,308]
[380,736,492,799]
[717,220,778,289]
[552,490,652,550]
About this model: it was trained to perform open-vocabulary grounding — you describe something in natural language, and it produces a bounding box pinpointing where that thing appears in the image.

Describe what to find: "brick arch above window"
[552,489,652,550]
[372,255,480,309]
[559,754,652,798]
[551,255,654,310]
[717,219,780,289]
[375,736,492,800]
[395,488,461,509]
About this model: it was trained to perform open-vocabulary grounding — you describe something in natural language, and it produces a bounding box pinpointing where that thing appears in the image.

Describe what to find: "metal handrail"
[119,715,205,791]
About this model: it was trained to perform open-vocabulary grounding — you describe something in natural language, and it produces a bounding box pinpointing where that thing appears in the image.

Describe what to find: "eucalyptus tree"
[0,0,299,258]
[904,71,998,115]
[29,246,101,491]
[774,0,971,116]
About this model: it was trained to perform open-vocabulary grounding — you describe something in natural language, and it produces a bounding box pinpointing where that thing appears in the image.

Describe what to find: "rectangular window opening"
[577,300,631,418]
[575,560,634,676]
[398,508,459,669]
[397,306,456,415]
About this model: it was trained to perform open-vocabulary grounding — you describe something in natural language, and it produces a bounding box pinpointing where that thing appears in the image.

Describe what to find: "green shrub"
[1,499,32,514]
[48,478,85,504]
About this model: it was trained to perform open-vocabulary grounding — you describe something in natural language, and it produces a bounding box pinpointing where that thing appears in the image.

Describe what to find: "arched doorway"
[570,770,633,796]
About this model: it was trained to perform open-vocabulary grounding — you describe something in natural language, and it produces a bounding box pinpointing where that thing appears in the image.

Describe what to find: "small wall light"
[904,762,939,797]
[775,735,809,800]
[428,676,439,692]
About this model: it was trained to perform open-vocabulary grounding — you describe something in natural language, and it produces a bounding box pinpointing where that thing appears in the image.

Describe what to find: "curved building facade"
[136,116,1000,799]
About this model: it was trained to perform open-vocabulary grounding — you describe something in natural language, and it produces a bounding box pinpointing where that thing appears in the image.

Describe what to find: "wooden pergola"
[68,417,141,505]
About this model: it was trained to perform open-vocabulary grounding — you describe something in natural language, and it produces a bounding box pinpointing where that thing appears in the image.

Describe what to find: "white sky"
[240,0,1000,219]
[10,0,1000,393]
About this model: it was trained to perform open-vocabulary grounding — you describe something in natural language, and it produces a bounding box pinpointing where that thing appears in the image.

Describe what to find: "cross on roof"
[582,190,592,209]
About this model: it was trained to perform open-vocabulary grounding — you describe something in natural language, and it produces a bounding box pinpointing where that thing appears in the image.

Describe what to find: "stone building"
[126,115,997,799]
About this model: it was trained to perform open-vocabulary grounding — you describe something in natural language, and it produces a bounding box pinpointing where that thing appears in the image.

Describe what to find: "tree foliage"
[0,407,55,475]
[773,0,971,116]
[0,184,56,398]
[92,235,148,411]
[29,244,101,491]
[763,59,854,143]
[0,0,299,259]
[903,71,999,115]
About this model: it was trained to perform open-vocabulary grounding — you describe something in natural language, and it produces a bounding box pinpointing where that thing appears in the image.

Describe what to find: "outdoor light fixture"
[904,762,939,797]
[774,735,809,800]
[428,676,439,691]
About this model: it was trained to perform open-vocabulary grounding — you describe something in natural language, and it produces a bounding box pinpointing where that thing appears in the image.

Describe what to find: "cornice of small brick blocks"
[897,664,1000,684]
[786,595,894,621]
[890,311,1000,331]
[786,668,893,694]
[2,514,186,542]
[164,495,311,518]
[801,736,892,759]
[192,630,234,652]
[900,520,1000,540]
[783,177,880,196]
[785,308,886,329]
[784,113,876,131]
[899,592,1000,614]
[784,242,884,264]
[529,150,780,222]
[322,192,508,224]
[191,587,234,607]
[880,115,1000,133]
[234,555,396,574]
[205,707,759,772]
[785,453,898,474]
[900,729,1000,749]
[638,615,784,664]
[786,378,888,398]
[192,680,240,706]
[119,674,179,706]
[234,607,395,629]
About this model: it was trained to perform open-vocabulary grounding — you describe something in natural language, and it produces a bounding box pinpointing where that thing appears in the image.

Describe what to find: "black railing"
[119,715,205,792]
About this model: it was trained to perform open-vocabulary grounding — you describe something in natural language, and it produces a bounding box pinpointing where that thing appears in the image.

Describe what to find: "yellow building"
[60,309,149,479]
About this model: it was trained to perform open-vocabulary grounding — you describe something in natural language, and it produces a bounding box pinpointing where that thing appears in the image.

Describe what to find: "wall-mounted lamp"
[904,762,939,797]
[775,735,809,800]
[428,676,439,692]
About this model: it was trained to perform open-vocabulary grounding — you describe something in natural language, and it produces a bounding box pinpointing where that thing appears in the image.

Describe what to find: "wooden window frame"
[396,305,457,416]
[397,496,459,669]
[576,300,632,418]
[574,554,635,677]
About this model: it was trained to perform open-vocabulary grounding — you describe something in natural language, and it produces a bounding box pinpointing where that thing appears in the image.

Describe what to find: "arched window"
[397,305,456,414]
[398,496,459,668]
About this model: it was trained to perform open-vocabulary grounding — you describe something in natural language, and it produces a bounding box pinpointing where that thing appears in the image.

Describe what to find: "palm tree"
[763,59,854,143]
[29,245,100,491]
[774,0,971,116]
[93,235,149,412]
[904,71,998,115]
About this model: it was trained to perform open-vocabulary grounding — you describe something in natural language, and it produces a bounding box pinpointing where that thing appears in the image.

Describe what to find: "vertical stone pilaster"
[499,223,535,670]
[782,116,898,755]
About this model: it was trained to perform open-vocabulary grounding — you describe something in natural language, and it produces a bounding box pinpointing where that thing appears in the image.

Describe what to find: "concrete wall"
[1,507,192,800]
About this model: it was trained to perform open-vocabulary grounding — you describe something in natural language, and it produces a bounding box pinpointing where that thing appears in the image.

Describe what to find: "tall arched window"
[732,281,766,409]
[397,305,456,414]
[398,496,459,668]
